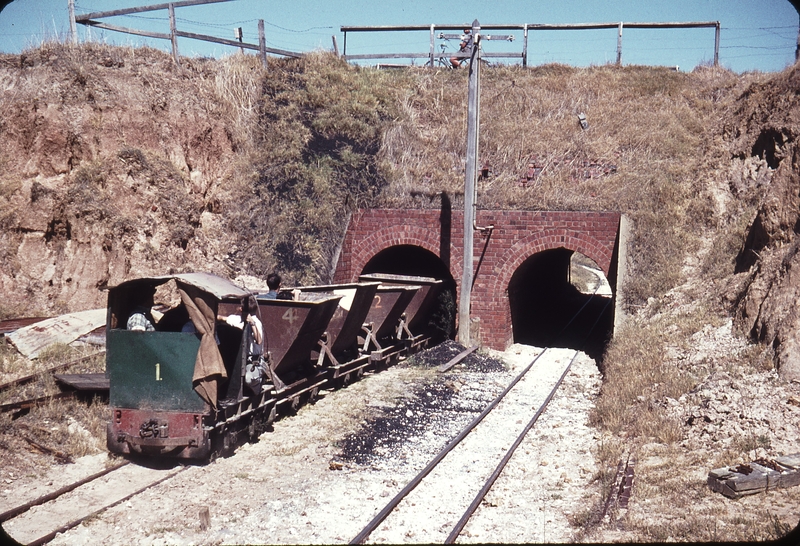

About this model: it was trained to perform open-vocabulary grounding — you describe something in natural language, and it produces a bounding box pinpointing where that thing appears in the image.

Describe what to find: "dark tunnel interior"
[360,245,457,342]
[508,248,614,362]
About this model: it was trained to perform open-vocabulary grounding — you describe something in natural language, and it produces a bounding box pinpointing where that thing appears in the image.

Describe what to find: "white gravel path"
[12,343,604,545]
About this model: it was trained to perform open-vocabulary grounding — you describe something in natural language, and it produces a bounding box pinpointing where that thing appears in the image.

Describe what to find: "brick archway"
[487,228,614,300]
[334,208,621,350]
[480,229,616,350]
[348,225,442,280]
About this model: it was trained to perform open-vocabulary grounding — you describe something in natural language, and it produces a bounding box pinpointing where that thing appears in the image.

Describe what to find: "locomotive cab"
[105,273,252,459]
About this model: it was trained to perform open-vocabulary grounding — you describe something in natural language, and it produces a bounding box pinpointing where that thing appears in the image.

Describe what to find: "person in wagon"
[217,295,263,358]
[127,286,156,331]
[263,272,281,299]
[263,272,300,300]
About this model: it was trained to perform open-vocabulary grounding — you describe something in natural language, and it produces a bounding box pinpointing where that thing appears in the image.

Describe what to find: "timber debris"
[708,453,800,498]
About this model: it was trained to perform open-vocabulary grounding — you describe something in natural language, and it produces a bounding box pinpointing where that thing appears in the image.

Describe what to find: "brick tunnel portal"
[335,209,622,351]
[508,248,614,361]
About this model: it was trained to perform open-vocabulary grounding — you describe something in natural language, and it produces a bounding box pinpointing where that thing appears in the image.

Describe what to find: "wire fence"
[341,21,721,69]
[64,1,799,70]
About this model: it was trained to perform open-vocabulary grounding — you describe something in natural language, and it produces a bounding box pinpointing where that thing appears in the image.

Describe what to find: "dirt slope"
[726,67,800,380]
[0,44,240,315]
[4,42,800,380]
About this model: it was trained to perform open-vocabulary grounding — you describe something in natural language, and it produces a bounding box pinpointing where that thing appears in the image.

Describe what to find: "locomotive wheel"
[209,430,225,462]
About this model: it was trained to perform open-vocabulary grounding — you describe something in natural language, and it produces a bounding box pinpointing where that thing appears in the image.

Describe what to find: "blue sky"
[0,0,797,73]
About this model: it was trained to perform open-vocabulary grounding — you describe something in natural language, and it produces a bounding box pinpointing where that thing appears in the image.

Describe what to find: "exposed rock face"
[729,64,800,380]
[0,44,240,315]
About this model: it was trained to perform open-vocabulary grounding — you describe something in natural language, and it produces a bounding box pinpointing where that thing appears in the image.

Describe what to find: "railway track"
[0,460,188,545]
[351,346,581,544]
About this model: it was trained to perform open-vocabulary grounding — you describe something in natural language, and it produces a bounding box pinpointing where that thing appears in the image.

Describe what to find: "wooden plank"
[438,345,479,372]
[776,454,800,470]
[0,351,105,393]
[708,467,736,480]
[54,373,109,392]
[341,22,720,33]
[74,0,231,22]
[6,309,106,359]
[750,463,782,489]
[526,21,719,30]
[345,52,433,60]
[175,30,301,57]
[342,24,526,32]
[709,454,800,498]
[780,471,800,488]
[708,476,741,498]
[0,392,74,414]
[81,19,171,40]
[729,470,768,492]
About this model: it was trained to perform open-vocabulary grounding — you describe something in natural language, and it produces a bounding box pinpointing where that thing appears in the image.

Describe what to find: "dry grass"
[195,56,748,309]
[591,319,693,441]
[615,443,800,543]
[0,342,106,468]
[0,42,750,307]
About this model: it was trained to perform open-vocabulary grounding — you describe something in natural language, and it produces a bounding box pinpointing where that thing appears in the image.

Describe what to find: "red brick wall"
[334,208,621,350]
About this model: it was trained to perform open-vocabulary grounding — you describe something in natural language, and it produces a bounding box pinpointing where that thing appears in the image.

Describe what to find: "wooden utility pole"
[791,1,800,62]
[458,19,481,347]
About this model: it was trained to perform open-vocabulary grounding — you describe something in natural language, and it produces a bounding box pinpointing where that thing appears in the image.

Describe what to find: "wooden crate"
[708,454,800,498]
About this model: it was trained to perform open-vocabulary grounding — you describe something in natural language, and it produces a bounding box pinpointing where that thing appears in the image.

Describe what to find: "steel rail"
[353,285,612,544]
[444,350,580,543]
[0,460,130,522]
[437,344,479,373]
[0,351,105,394]
[0,392,75,414]
[349,347,552,544]
[25,465,190,546]
[352,285,611,543]
[446,296,614,542]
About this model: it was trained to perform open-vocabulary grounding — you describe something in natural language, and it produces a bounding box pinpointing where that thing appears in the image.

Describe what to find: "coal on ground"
[336,340,509,467]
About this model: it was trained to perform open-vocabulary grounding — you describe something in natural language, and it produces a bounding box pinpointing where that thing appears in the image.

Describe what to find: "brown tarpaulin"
[178,282,227,408]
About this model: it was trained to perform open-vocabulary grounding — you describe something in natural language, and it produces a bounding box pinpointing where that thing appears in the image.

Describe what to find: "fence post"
[429,24,435,68]
[332,35,339,56]
[258,20,267,68]
[68,0,78,44]
[715,22,720,66]
[616,22,623,65]
[169,3,180,66]
[235,26,243,54]
[522,23,528,68]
